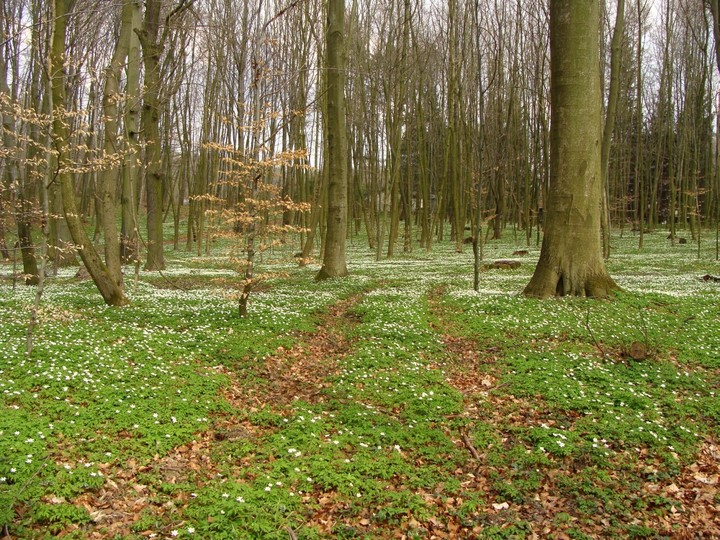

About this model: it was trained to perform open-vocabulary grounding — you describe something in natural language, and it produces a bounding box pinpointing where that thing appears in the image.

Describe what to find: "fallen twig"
[584,307,608,359]
[461,430,481,460]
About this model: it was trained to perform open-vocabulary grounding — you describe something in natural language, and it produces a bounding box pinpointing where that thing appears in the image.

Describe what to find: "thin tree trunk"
[51,0,128,306]
[1,12,38,284]
[634,0,644,249]
[601,0,625,259]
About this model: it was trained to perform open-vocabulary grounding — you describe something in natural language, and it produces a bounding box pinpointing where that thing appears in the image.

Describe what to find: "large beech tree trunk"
[710,1,720,73]
[316,0,348,280]
[121,0,142,264]
[524,0,618,298]
[51,0,128,306]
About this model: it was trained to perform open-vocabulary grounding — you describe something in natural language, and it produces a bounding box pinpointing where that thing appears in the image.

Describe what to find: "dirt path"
[427,287,720,538]
[54,294,365,539]
[48,284,719,539]
[222,293,363,411]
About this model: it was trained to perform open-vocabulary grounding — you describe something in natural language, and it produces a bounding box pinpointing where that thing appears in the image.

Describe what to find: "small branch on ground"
[460,429,481,460]
[584,307,608,359]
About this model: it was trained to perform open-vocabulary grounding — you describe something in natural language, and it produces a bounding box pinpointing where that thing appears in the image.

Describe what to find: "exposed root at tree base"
[315,267,349,281]
[524,271,621,299]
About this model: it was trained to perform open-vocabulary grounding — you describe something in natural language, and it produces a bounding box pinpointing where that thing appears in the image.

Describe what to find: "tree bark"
[1,10,39,283]
[524,0,618,298]
[100,0,137,289]
[121,0,142,264]
[709,0,720,76]
[601,0,625,259]
[316,0,348,280]
[634,0,644,248]
[0,32,11,262]
[51,0,128,306]
[137,0,166,270]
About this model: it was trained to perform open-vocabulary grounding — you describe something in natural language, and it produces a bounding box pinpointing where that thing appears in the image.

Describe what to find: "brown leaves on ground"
[434,327,720,539]
[428,286,502,400]
[37,290,719,539]
[441,333,502,397]
[58,435,222,539]
[257,306,353,407]
[223,293,361,410]
[39,295,363,540]
[642,439,720,535]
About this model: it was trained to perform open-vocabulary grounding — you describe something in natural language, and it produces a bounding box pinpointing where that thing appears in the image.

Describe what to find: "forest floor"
[1,229,719,539]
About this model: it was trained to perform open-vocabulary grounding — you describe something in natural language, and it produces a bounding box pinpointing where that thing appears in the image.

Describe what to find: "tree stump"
[75,266,91,280]
[627,341,647,361]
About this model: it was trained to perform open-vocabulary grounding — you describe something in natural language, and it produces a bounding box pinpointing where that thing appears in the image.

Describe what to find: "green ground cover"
[1,229,718,538]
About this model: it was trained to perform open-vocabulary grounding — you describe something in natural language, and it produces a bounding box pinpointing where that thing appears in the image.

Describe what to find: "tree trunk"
[317,0,348,280]
[238,17,266,317]
[0,30,13,261]
[634,0,644,249]
[100,0,136,289]
[524,0,618,299]
[3,131,35,287]
[1,9,39,284]
[51,0,128,306]
[601,0,625,259]
[137,0,166,271]
[121,0,142,264]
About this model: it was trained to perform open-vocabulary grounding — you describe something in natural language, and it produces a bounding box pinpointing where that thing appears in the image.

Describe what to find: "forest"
[1,0,719,294]
[1,0,720,538]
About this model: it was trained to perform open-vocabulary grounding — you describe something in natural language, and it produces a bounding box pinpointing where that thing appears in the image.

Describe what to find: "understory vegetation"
[1,230,719,539]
